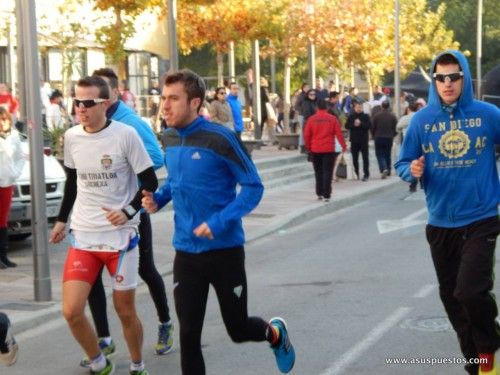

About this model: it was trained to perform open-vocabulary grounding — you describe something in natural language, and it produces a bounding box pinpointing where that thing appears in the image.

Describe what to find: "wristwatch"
[121,205,137,220]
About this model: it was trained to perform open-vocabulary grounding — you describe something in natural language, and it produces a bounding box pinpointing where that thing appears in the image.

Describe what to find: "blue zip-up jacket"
[109,101,164,170]
[154,116,263,253]
[395,50,500,228]
[227,94,244,132]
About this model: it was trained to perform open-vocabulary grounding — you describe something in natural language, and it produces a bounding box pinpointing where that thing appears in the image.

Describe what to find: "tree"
[93,0,164,75]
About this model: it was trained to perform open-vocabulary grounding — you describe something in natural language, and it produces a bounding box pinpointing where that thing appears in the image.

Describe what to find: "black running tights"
[173,247,269,375]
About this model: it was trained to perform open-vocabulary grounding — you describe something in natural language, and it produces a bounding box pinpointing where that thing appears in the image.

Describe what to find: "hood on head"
[427,50,474,109]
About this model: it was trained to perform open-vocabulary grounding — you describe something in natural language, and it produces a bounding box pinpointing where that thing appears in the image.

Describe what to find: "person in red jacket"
[304,99,347,202]
[0,84,18,122]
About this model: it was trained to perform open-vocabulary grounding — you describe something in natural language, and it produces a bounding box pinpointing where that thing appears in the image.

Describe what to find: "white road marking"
[319,307,412,375]
[377,207,427,234]
[412,283,437,299]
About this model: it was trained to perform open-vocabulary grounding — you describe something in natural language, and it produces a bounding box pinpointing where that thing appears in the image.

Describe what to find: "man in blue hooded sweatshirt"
[395,51,500,375]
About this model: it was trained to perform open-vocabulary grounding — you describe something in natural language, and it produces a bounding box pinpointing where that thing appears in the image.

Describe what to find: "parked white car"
[8,142,66,240]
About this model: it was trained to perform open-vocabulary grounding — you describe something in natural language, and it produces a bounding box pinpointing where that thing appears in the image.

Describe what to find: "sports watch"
[121,205,138,220]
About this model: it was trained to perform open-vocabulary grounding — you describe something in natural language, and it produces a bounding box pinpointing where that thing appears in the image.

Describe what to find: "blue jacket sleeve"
[395,118,421,183]
[206,138,264,237]
[153,176,172,210]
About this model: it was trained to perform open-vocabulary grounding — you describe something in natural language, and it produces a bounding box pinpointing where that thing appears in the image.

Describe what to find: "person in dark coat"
[371,100,398,178]
[345,101,371,181]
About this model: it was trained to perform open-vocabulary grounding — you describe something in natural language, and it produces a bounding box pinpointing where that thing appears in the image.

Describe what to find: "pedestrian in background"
[304,99,346,202]
[0,83,18,123]
[395,50,500,375]
[0,107,25,269]
[396,100,419,192]
[226,82,244,139]
[371,100,397,179]
[345,101,371,181]
[209,86,235,132]
[120,79,137,112]
[142,69,295,375]
[0,312,18,366]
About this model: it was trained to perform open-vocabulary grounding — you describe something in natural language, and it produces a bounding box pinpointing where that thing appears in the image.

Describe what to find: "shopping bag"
[335,155,347,179]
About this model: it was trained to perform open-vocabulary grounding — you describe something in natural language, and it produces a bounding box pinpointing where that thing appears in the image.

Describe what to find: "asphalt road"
[7,184,498,374]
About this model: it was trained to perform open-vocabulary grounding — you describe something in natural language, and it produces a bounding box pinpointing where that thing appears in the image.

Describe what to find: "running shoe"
[90,358,114,375]
[269,317,295,373]
[479,353,498,374]
[80,338,116,368]
[155,321,174,355]
[0,316,18,367]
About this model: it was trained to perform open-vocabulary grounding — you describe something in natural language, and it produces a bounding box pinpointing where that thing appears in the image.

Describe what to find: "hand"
[193,222,214,240]
[410,155,425,178]
[102,207,128,226]
[49,221,66,244]
[141,190,158,213]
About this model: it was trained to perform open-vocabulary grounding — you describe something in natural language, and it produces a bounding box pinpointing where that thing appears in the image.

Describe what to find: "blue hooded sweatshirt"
[109,101,164,170]
[154,116,263,253]
[395,50,500,228]
[226,93,244,133]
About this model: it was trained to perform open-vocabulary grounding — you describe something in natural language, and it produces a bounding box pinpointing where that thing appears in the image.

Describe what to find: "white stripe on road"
[412,283,437,299]
[319,307,412,375]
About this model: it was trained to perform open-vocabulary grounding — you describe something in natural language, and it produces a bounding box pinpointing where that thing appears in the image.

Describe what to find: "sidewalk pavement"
[0,144,405,335]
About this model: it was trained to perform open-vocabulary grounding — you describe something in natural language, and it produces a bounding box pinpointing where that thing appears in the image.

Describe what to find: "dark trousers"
[88,212,171,337]
[350,142,369,178]
[374,137,393,174]
[426,216,500,373]
[173,247,268,375]
[312,152,337,199]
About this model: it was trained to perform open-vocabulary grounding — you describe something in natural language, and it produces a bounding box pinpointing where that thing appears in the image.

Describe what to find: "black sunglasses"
[432,72,463,83]
[74,98,107,108]
[218,91,226,95]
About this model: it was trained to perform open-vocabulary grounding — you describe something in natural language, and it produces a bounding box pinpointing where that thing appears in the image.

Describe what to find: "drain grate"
[400,316,452,332]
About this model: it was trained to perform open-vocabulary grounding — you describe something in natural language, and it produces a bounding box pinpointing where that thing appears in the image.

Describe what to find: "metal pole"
[251,40,262,140]
[394,0,401,118]
[307,42,315,89]
[15,5,25,122]
[167,0,178,72]
[476,0,483,99]
[228,41,235,83]
[16,0,52,301]
[270,41,276,94]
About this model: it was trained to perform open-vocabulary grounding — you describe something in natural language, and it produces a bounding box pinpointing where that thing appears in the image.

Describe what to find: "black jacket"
[345,111,371,144]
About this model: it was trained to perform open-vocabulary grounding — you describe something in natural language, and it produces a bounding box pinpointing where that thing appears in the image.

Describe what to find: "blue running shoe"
[80,338,116,368]
[155,321,174,355]
[269,317,295,373]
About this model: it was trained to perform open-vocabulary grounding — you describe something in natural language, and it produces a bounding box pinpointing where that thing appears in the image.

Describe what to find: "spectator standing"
[395,50,500,375]
[0,84,18,123]
[396,101,419,192]
[304,99,347,202]
[0,107,25,269]
[46,89,65,130]
[209,86,235,131]
[120,79,137,112]
[371,100,398,178]
[345,101,371,181]
[295,83,310,151]
[226,82,244,138]
[315,77,329,102]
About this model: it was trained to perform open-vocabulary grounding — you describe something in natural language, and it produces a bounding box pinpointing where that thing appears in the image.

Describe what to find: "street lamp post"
[167,0,178,72]
[16,0,52,302]
[394,0,401,118]
[476,0,483,99]
[306,3,315,89]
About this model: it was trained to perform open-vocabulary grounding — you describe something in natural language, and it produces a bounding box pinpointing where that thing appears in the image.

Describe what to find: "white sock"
[99,336,112,345]
[89,353,106,371]
[130,360,144,371]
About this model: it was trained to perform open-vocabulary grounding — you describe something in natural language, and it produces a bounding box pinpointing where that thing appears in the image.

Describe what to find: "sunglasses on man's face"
[432,72,463,83]
[74,98,107,108]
